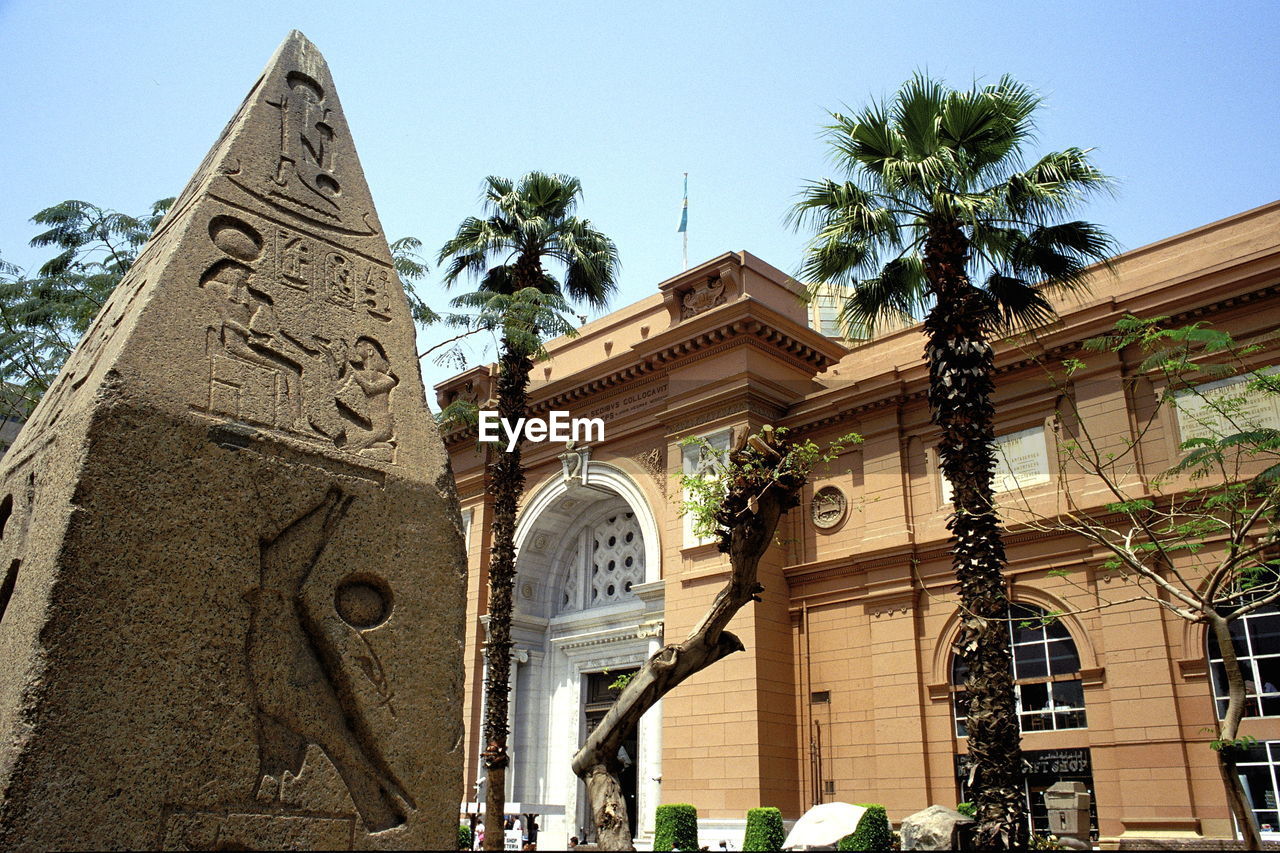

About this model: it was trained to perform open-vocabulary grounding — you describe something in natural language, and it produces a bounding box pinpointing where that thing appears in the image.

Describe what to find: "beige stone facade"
[441,201,1280,848]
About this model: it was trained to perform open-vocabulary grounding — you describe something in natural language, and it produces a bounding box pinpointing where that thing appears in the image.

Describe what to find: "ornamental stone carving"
[680,276,727,319]
[811,485,848,529]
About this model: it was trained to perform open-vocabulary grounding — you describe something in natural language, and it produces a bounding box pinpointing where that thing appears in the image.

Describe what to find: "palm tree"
[791,74,1114,848]
[439,172,619,850]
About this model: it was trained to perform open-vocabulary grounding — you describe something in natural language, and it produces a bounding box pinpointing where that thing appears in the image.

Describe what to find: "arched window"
[952,602,1087,736]
[1208,603,1280,718]
[558,510,645,613]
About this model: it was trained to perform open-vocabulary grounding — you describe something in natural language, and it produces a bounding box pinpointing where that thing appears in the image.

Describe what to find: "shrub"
[655,803,699,851]
[955,802,976,818]
[457,823,473,850]
[837,804,891,851]
[743,806,785,851]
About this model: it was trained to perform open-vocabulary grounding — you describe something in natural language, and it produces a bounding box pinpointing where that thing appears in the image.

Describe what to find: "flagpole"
[680,172,689,271]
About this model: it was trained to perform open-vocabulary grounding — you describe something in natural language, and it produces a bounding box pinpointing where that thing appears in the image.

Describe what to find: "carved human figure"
[201,262,304,427]
[338,337,397,453]
[245,489,413,831]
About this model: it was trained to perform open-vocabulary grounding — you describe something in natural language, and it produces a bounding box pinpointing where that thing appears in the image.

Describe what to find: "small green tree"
[457,823,474,850]
[573,428,856,850]
[654,804,699,851]
[742,806,785,851]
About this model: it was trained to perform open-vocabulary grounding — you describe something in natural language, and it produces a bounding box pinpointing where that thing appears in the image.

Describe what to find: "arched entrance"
[501,460,664,848]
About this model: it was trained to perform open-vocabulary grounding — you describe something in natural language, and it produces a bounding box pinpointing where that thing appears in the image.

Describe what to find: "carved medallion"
[811,485,847,529]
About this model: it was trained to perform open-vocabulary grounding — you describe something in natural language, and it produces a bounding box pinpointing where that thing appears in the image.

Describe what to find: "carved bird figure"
[245,487,413,831]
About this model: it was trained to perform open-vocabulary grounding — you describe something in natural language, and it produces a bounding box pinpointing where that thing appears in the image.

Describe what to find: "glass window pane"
[954,691,969,737]
[952,656,969,685]
[1211,661,1230,698]
[1230,619,1250,657]
[1053,680,1085,709]
[1256,812,1278,834]
[1241,764,1276,811]
[1011,620,1045,646]
[1015,649,1049,680]
[1009,604,1046,645]
[1019,682,1049,713]
[1043,619,1071,642]
[1022,711,1050,731]
[1251,615,1280,653]
[1256,658,1280,695]
[1047,640,1080,675]
[1055,708,1087,729]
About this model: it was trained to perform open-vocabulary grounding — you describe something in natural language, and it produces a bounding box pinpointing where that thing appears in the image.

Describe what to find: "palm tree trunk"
[482,339,533,851]
[1208,614,1264,849]
[923,219,1027,849]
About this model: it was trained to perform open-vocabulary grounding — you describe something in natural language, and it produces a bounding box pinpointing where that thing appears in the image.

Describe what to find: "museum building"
[438,201,1280,849]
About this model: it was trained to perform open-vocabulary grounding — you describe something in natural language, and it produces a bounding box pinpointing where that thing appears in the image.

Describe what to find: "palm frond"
[836,253,929,336]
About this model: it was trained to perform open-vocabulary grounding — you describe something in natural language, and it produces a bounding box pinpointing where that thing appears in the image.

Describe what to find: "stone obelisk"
[0,32,465,850]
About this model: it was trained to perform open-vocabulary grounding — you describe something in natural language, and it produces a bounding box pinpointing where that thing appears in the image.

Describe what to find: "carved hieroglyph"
[0,32,466,851]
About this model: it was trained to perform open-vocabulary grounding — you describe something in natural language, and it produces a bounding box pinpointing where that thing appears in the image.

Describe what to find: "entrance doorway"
[583,668,640,841]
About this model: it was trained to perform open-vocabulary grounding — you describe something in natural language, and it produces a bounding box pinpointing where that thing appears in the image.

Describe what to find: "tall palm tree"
[791,75,1114,848]
[439,172,619,850]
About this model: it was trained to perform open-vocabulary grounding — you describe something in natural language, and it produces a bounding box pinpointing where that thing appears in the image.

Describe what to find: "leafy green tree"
[573,427,856,850]
[791,74,1114,848]
[1006,316,1279,849]
[0,198,172,420]
[438,172,619,850]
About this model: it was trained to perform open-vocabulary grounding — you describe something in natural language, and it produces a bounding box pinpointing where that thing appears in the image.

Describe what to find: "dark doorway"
[584,668,640,842]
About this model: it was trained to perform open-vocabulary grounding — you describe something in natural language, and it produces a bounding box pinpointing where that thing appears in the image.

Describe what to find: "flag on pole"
[677,173,688,233]
[679,172,688,270]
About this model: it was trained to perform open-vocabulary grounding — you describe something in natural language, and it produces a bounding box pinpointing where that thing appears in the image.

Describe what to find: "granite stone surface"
[0,30,466,851]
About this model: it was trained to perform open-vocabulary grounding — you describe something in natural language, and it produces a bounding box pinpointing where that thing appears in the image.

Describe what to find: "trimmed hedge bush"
[743,806,785,851]
[655,803,699,851]
[457,823,473,850]
[837,804,892,852]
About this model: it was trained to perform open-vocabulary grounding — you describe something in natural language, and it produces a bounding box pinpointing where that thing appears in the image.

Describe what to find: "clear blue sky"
[2,0,1277,395]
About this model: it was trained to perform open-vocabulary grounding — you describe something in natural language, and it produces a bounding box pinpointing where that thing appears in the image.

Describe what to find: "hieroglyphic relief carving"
[245,489,412,832]
[358,266,392,321]
[277,229,315,292]
[334,574,396,714]
[268,71,342,218]
[196,214,399,461]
